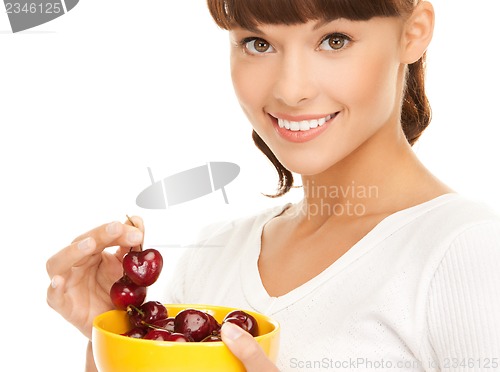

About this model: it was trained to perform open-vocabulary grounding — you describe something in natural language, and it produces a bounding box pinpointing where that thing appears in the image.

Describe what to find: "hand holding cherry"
[46,216,145,340]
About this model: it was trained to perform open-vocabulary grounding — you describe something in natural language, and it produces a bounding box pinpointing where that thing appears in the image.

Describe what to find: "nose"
[272,51,318,107]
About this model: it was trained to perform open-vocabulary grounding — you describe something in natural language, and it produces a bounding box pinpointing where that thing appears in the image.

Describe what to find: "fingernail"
[127,231,143,244]
[51,276,61,289]
[222,322,244,341]
[106,221,121,235]
[78,237,93,251]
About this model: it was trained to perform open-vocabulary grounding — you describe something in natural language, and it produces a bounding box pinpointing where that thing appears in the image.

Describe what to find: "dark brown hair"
[207,0,431,197]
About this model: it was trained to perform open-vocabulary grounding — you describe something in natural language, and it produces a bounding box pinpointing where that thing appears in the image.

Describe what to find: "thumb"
[221,322,279,372]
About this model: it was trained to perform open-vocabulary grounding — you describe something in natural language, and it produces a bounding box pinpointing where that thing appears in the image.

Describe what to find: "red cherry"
[143,329,192,342]
[150,317,175,332]
[165,332,193,342]
[143,329,172,341]
[109,275,147,310]
[122,248,163,287]
[223,310,259,336]
[127,301,168,328]
[201,333,222,342]
[206,312,221,333]
[121,327,148,339]
[223,317,247,331]
[174,309,214,342]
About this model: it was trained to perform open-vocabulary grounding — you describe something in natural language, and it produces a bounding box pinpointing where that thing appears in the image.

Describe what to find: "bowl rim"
[92,303,280,346]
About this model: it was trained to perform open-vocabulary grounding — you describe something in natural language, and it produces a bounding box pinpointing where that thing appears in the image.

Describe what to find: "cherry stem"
[126,214,143,251]
[127,304,144,316]
[142,322,166,330]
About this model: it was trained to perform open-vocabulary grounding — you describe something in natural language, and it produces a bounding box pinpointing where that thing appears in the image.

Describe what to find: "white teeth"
[300,120,311,130]
[277,114,333,131]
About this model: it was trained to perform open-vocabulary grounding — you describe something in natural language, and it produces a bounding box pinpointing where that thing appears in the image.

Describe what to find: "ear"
[400,1,435,64]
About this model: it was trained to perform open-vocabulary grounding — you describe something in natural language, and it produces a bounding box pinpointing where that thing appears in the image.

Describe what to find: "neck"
[295,123,450,225]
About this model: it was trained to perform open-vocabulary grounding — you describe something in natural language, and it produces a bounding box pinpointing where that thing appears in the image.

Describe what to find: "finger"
[46,221,143,278]
[46,236,97,278]
[121,215,145,254]
[221,322,279,372]
[72,220,143,249]
[124,215,144,233]
[116,215,146,258]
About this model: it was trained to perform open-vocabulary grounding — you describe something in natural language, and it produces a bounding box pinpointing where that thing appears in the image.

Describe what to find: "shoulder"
[432,195,500,284]
[414,196,500,361]
[419,194,500,266]
[399,193,500,245]
[429,193,499,222]
[377,194,500,298]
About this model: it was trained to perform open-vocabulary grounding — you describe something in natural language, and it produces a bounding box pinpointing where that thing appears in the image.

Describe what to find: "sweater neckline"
[240,192,461,315]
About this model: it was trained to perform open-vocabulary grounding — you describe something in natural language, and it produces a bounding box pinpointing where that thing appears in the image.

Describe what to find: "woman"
[47,1,500,370]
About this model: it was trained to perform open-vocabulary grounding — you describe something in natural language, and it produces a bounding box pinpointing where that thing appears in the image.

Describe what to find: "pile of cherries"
[122,302,259,342]
[109,220,258,342]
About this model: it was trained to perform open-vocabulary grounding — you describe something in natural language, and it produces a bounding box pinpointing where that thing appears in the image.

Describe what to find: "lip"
[269,112,339,143]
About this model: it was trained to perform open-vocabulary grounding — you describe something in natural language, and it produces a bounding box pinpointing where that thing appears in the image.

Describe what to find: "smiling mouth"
[276,113,338,131]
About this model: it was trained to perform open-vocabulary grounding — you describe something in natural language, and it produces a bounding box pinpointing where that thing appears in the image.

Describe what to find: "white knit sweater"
[165,194,500,371]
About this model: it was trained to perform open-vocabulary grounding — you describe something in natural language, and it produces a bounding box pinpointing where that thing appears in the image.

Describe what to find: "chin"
[277,154,335,178]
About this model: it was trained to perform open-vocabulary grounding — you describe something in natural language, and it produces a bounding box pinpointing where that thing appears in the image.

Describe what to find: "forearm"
[86,341,98,372]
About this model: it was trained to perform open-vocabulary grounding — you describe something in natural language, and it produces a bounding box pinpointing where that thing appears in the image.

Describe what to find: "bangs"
[207,0,414,30]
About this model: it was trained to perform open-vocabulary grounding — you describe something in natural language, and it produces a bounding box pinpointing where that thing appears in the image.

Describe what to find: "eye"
[242,37,275,55]
[318,33,351,51]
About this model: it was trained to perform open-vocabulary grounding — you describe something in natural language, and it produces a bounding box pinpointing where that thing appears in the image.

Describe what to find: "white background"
[1,1,499,370]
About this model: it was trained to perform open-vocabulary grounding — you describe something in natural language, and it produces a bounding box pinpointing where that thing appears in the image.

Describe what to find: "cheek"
[327,52,399,121]
[363,59,399,114]
[230,58,267,120]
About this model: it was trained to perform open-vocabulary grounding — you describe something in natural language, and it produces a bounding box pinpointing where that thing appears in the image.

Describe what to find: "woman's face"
[229,17,407,176]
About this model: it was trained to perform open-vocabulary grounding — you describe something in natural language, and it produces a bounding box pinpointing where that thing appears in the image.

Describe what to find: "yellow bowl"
[92,304,280,372]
